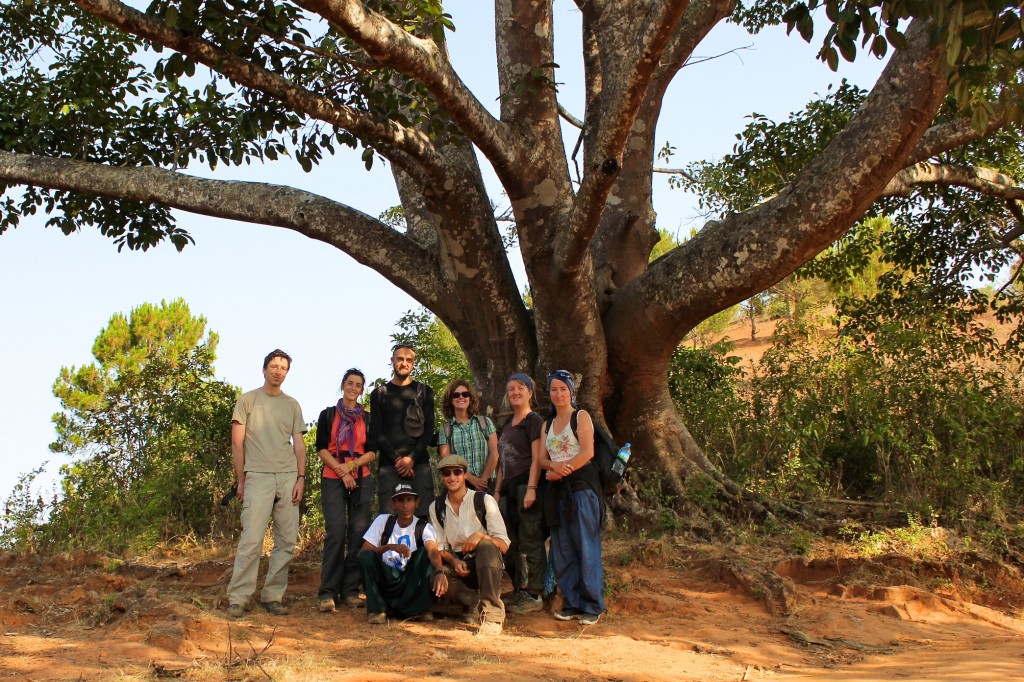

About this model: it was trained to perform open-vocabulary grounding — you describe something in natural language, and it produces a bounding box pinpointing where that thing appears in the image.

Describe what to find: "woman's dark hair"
[442,379,480,419]
[340,368,365,389]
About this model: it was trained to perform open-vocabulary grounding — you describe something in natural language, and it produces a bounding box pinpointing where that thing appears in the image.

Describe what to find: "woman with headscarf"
[493,373,546,613]
[538,369,605,625]
[315,368,376,612]
[437,380,498,492]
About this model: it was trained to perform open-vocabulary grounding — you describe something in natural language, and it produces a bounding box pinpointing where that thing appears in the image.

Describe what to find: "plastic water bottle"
[610,442,631,479]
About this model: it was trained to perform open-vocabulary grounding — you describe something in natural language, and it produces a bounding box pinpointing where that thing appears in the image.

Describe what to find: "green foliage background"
[1,299,239,552]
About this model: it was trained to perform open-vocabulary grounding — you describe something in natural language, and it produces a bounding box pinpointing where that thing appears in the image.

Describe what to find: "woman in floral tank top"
[538,370,606,625]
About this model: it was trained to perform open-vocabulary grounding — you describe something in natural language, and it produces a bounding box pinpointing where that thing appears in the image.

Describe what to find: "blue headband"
[546,370,576,397]
[507,373,534,392]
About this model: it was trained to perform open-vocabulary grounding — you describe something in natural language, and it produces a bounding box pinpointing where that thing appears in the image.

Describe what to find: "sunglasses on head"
[451,390,471,399]
[440,468,465,478]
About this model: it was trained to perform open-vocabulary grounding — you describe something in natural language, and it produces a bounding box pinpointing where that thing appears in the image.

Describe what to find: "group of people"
[224,344,606,636]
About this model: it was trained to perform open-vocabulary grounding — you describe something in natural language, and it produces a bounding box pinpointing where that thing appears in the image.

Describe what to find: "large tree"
[0,0,1021,503]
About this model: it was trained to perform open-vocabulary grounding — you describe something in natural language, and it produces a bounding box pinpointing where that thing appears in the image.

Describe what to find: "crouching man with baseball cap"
[429,455,510,637]
[358,483,446,624]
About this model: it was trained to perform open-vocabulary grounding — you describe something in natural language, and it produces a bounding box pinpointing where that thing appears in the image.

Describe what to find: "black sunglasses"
[451,390,471,399]
[440,468,465,478]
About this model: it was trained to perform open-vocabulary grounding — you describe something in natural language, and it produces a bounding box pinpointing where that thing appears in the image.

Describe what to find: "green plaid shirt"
[438,415,496,478]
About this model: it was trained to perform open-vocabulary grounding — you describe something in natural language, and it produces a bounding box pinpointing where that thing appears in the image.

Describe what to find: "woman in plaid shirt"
[438,380,498,493]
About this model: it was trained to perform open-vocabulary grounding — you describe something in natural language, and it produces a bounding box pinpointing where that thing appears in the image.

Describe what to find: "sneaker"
[226,603,245,619]
[318,597,336,613]
[367,612,387,625]
[477,621,502,637]
[553,608,581,621]
[579,611,603,625]
[260,601,290,616]
[501,589,522,605]
[343,595,364,608]
[508,592,543,614]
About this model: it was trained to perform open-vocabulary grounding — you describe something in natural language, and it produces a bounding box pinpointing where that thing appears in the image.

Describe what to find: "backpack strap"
[434,495,446,532]
[473,491,488,532]
[380,514,398,547]
[432,491,489,538]
[546,409,579,439]
[381,514,427,550]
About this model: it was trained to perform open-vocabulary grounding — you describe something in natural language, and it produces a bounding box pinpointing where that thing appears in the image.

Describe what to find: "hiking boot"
[553,608,581,621]
[415,610,434,622]
[260,601,290,616]
[318,597,336,613]
[579,611,603,625]
[343,595,364,608]
[477,621,502,637]
[509,592,543,614]
[226,603,245,619]
[460,606,481,625]
[367,612,387,625]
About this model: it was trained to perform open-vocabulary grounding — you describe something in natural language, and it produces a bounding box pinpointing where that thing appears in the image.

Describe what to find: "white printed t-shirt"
[363,514,437,571]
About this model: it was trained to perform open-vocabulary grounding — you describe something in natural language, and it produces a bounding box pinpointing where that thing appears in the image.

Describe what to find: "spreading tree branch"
[0,150,446,303]
[298,0,518,172]
[881,162,1024,202]
[563,0,692,267]
[607,19,947,349]
[905,111,1010,165]
[72,0,438,167]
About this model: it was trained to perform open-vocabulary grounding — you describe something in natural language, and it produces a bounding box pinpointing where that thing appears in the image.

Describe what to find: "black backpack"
[375,382,426,438]
[380,514,427,548]
[432,490,489,533]
[545,410,623,495]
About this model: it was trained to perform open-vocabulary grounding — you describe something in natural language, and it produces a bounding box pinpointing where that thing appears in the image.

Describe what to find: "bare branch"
[72,0,437,164]
[0,150,446,303]
[558,103,584,130]
[684,43,753,68]
[881,162,1024,202]
[653,166,699,183]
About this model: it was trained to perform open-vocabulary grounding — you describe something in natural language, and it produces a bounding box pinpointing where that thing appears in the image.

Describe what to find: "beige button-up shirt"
[428,489,510,553]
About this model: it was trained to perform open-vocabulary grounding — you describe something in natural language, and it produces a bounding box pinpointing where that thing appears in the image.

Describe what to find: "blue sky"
[0,2,885,499]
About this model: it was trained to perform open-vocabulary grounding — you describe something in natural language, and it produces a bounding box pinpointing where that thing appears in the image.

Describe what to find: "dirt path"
[1,542,1022,681]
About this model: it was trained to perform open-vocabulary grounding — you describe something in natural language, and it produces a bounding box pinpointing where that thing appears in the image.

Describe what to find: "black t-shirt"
[498,411,543,480]
[367,380,435,467]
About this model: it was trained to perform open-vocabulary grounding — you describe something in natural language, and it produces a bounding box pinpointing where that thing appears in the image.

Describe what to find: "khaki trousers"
[227,472,299,605]
[441,537,505,625]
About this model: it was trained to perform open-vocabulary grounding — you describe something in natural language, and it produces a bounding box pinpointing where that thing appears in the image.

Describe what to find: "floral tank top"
[546,415,582,463]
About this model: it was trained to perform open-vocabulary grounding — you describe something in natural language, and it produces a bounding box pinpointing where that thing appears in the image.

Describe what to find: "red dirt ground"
[1,537,1022,681]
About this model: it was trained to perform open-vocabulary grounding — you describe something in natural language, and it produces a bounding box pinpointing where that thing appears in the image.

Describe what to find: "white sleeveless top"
[546,414,582,463]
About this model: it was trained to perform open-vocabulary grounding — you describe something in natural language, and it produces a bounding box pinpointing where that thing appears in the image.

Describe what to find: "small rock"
[147,622,185,653]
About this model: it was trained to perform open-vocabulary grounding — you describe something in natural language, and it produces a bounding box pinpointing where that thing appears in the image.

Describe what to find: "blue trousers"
[551,488,605,616]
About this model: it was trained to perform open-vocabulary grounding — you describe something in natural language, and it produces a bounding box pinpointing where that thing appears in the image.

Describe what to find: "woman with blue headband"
[538,370,605,625]
[494,372,546,614]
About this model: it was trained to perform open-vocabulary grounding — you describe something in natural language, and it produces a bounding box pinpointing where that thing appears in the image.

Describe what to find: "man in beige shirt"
[226,350,306,618]
[428,454,510,636]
